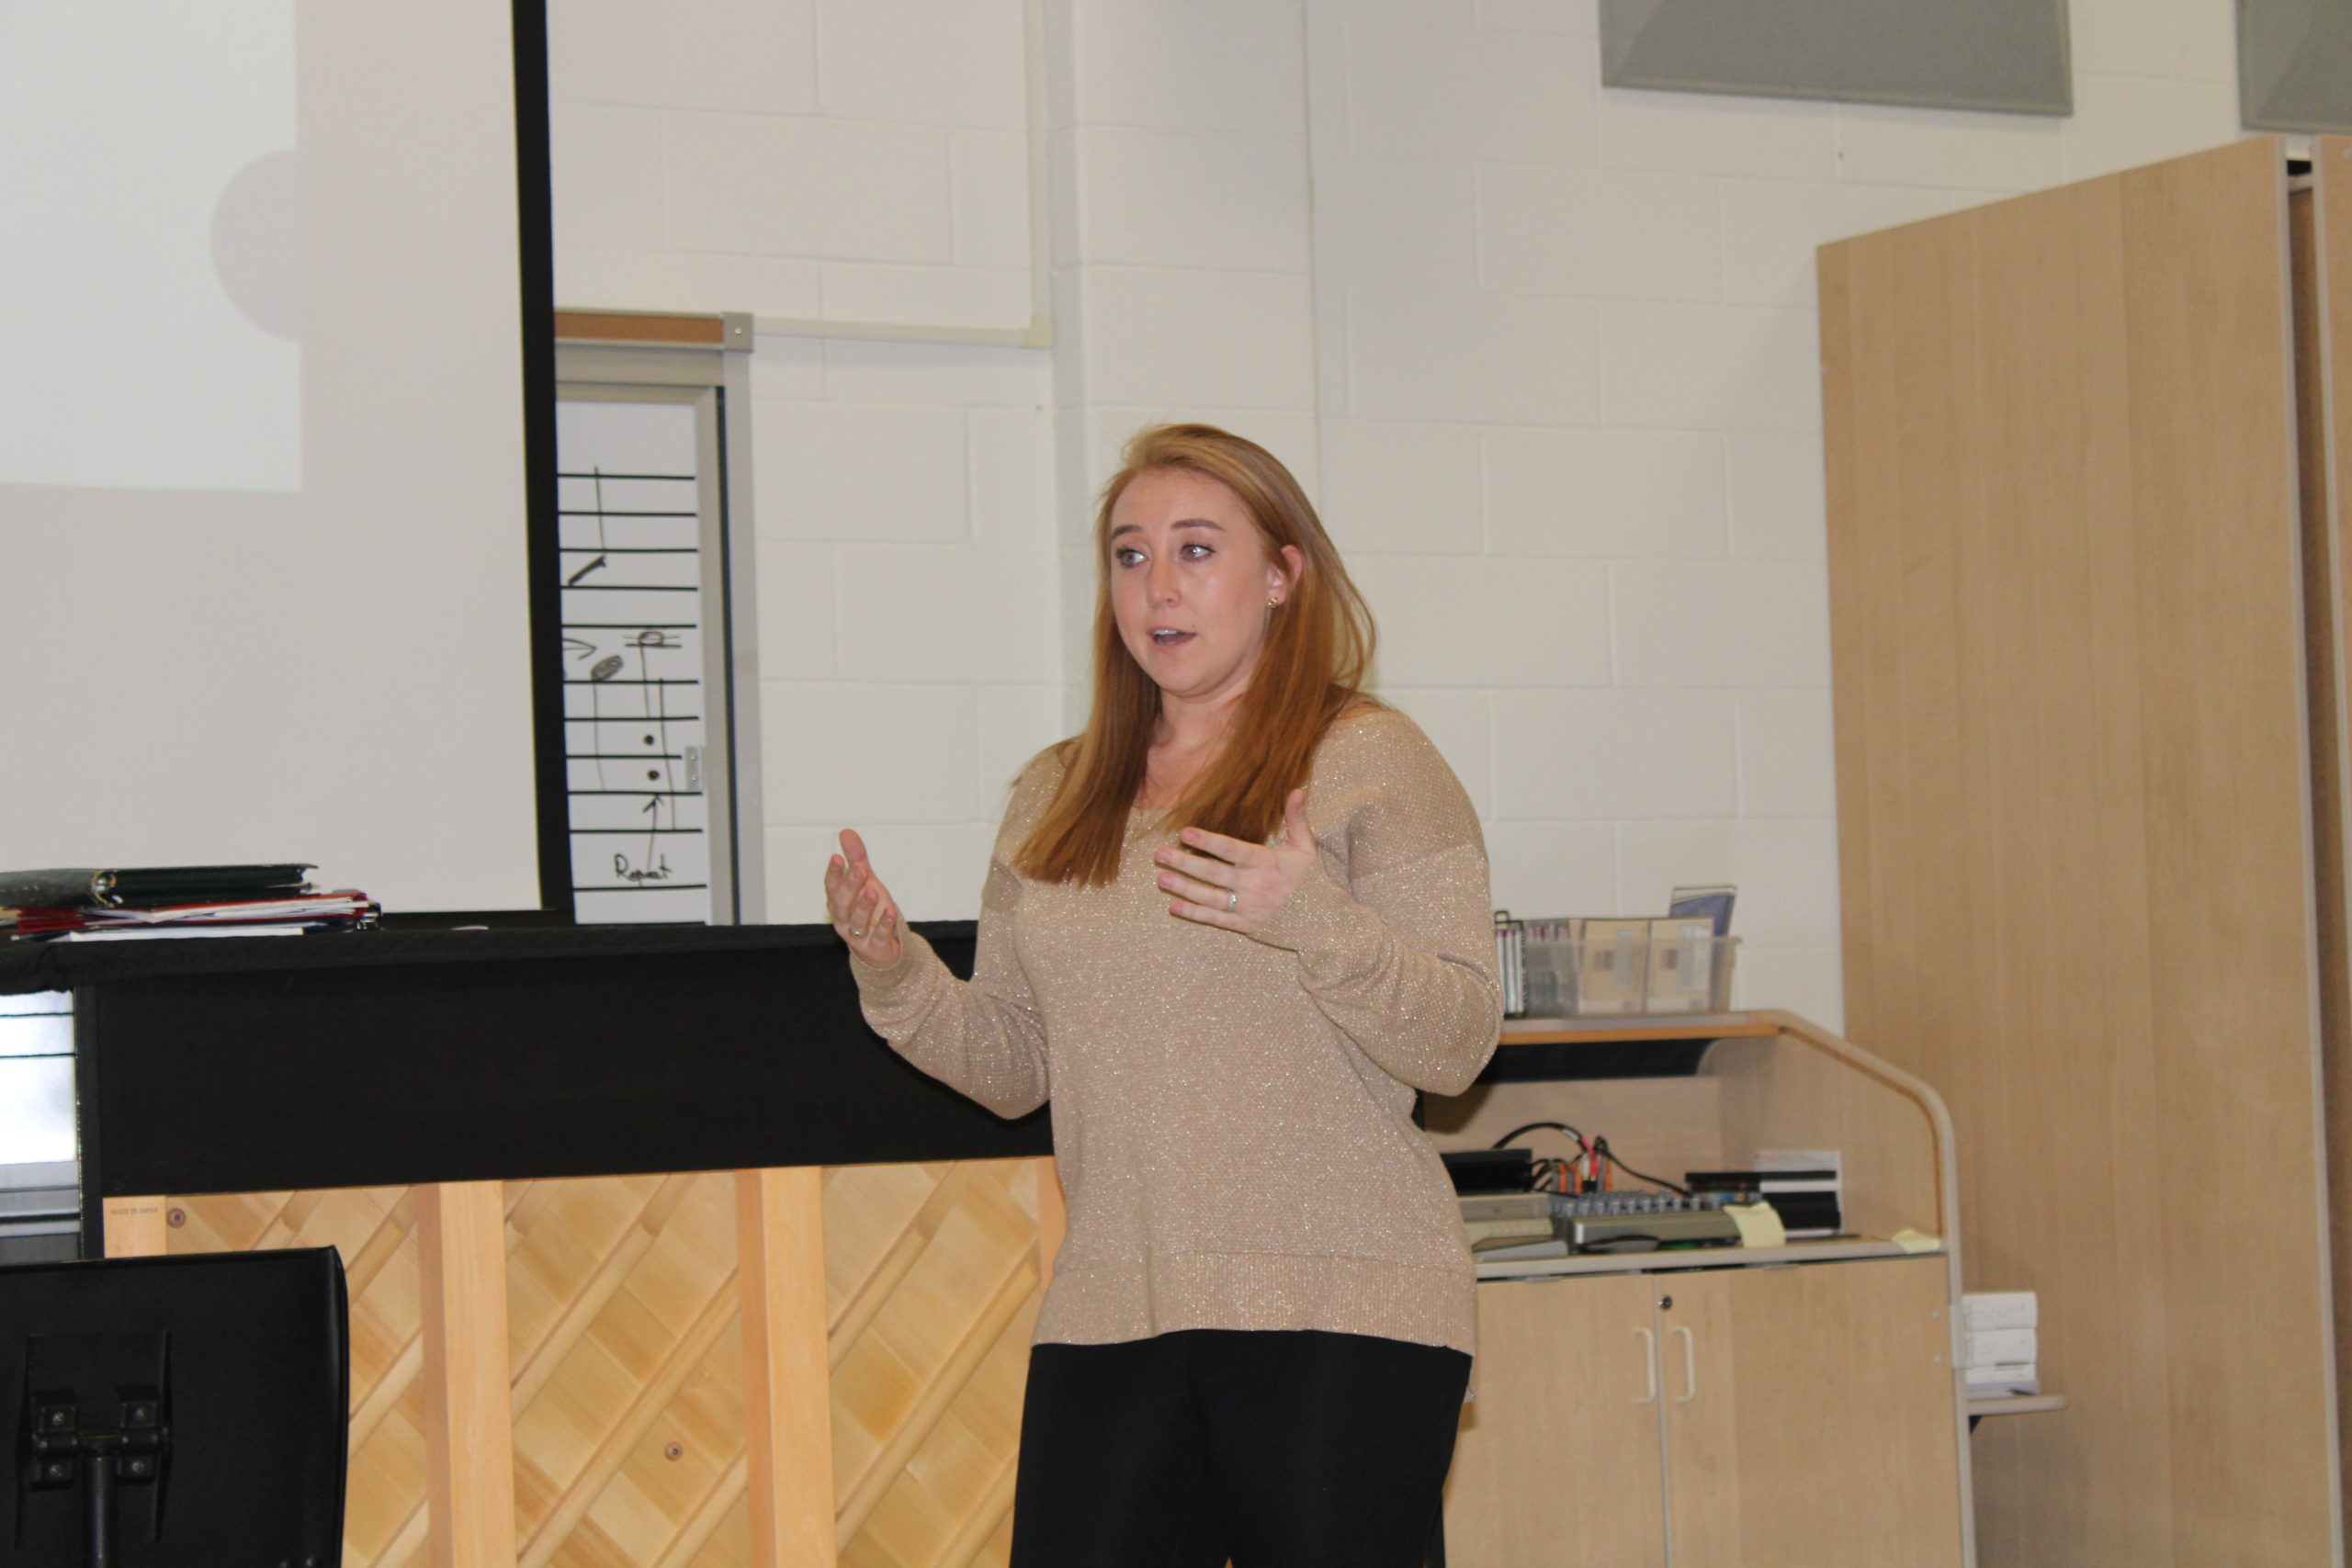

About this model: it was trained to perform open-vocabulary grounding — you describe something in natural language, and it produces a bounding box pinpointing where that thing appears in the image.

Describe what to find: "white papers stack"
[58,925,311,942]
[1962,1291,2039,1395]
[72,893,375,925]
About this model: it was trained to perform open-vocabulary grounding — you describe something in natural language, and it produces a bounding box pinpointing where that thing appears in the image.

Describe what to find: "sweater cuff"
[1248,858,1381,959]
[850,929,942,1019]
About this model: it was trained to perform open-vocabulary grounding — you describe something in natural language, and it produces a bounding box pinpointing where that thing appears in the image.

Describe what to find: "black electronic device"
[1687,1169,1844,1238]
[1441,1149,1535,1194]
[2,1247,347,1568]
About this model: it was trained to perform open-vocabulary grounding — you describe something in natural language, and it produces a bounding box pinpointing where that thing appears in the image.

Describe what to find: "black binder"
[0,865,313,909]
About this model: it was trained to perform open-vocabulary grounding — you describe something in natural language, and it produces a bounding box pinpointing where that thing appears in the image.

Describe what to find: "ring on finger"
[851,925,867,938]
[1226,888,1238,913]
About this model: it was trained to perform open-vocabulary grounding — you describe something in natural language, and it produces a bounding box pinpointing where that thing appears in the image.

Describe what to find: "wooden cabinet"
[1446,1257,1962,1568]
[1448,1272,1667,1568]
[1664,1258,1961,1566]
[1430,1010,1972,1563]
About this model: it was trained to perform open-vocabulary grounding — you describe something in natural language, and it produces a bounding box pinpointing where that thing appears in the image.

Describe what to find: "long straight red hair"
[1015,423,1377,886]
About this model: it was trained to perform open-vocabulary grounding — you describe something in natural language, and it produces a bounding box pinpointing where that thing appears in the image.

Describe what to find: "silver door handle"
[1672,1325,1697,1403]
[1634,1326,1657,1404]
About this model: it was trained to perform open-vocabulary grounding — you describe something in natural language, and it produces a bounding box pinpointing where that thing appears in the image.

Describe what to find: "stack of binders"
[0,865,378,940]
[1962,1291,2040,1396]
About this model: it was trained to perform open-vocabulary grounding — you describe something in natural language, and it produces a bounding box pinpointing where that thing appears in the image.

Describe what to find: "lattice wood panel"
[826,1160,1042,1568]
[170,1186,430,1568]
[508,1170,749,1568]
[154,1157,1054,1568]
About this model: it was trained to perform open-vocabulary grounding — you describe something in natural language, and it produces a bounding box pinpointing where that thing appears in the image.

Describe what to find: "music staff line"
[560,459,713,907]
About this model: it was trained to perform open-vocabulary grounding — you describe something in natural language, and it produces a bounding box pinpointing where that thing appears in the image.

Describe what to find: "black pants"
[1010,1328,1472,1568]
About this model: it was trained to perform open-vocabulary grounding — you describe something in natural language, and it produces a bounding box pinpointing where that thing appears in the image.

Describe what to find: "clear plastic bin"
[1510,929,1738,1019]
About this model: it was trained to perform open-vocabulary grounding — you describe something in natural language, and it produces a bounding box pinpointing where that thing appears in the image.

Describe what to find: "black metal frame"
[511,0,572,923]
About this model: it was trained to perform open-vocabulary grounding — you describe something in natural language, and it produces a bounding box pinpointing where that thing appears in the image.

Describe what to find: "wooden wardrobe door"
[2307,136,2352,1553]
[1821,137,2338,1566]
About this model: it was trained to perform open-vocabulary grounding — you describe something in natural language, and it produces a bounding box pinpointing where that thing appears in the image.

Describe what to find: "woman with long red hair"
[825,423,1500,1566]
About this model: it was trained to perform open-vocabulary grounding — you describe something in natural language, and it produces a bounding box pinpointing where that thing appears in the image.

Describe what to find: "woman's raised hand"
[825,829,904,967]
[1153,789,1317,935]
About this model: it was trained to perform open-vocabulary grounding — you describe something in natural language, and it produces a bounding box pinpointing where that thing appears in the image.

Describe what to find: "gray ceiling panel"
[2241,0,2352,135]
[1600,0,2073,117]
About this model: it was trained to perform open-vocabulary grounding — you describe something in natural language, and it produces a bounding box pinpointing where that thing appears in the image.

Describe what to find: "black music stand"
[2,1248,347,1568]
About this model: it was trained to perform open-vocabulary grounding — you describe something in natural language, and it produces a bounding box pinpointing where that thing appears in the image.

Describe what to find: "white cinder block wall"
[548,0,1067,928]
[1302,0,2243,1028]
[549,0,1035,326]
[1043,0,1321,726]
[744,337,1062,925]
[552,0,2257,1029]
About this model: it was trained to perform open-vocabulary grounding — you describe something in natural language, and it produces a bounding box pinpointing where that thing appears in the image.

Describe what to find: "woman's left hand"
[1154,788,1318,934]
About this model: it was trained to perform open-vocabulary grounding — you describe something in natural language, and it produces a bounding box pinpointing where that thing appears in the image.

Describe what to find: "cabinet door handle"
[1671,1325,1697,1404]
[1633,1326,1657,1404]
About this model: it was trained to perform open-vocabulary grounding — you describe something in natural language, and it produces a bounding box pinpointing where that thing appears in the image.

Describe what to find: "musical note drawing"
[633,595,683,877]
[556,429,716,923]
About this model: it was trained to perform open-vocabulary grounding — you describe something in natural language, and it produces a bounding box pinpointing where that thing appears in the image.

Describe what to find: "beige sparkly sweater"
[849,706,1502,1355]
